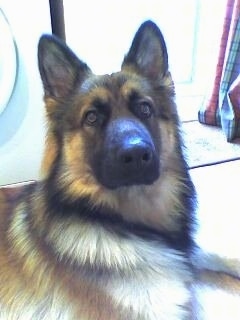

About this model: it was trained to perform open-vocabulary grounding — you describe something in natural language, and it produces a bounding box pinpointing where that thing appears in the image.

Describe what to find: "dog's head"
[38,21,187,218]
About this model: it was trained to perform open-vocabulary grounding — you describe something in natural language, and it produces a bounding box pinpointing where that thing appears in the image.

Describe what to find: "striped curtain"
[198,0,240,142]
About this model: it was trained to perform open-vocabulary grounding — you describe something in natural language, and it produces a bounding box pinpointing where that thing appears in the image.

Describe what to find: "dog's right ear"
[38,35,91,99]
[122,20,169,82]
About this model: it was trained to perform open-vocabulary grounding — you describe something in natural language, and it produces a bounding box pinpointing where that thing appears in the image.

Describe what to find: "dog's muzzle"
[95,119,160,189]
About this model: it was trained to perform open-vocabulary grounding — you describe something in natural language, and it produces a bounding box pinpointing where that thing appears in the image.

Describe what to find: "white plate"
[0,9,17,115]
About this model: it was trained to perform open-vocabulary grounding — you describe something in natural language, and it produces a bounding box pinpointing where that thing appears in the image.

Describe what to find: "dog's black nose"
[118,140,153,169]
[95,119,160,189]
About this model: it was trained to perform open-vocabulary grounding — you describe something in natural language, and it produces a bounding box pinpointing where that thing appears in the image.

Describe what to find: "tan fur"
[40,98,60,178]
[41,130,59,178]
[0,193,121,319]
[0,188,192,319]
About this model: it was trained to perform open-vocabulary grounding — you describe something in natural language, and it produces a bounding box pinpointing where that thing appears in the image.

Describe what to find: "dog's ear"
[122,20,169,81]
[38,35,91,98]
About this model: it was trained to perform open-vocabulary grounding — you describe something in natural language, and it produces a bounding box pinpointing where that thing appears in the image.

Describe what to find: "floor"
[183,117,240,265]
[190,160,240,262]
[183,120,240,168]
[177,94,240,267]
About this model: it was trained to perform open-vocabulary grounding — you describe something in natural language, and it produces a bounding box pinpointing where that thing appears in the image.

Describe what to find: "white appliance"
[0,0,52,185]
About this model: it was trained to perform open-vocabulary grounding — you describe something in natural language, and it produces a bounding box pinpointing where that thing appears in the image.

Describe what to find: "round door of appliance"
[0,0,52,185]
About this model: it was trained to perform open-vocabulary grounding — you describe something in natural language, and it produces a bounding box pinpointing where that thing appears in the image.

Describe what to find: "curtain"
[198,0,240,142]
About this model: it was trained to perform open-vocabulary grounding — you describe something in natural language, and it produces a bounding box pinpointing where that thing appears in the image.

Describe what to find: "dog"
[0,20,197,319]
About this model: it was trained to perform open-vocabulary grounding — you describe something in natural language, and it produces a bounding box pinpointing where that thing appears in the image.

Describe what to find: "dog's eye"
[85,110,98,125]
[136,100,153,119]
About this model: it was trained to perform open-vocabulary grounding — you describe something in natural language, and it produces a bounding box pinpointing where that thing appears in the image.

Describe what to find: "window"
[63,0,227,120]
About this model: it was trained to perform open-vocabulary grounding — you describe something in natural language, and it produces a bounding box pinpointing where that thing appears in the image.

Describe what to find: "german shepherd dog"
[0,21,196,319]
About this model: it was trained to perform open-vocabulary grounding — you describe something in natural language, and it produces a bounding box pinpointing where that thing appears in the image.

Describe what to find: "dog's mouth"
[100,169,160,190]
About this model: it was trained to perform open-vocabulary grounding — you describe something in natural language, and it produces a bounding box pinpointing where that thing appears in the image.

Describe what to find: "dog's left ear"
[38,35,91,99]
[122,20,169,81]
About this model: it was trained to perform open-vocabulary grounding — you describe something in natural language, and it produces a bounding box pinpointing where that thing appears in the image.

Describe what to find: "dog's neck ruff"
[45,191,190,250]
[43,198,189,276]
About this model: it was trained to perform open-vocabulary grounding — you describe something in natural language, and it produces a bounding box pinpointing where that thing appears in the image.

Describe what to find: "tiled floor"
[190,158,240,264]
[182,118,240,269]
